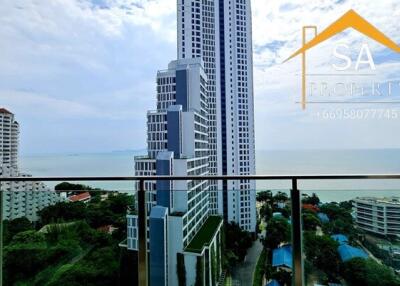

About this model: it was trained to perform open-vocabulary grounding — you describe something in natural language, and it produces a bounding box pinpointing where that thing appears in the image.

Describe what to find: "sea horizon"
[19,148,400,202]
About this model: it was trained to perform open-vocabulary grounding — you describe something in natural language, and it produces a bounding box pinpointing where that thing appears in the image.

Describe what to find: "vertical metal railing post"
[138,179,148,286]
[223,179,228,222]
[291,179,304,286]
[0,182,3,286]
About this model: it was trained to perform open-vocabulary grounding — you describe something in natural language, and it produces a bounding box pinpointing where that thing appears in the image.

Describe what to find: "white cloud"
[0,0,400,153]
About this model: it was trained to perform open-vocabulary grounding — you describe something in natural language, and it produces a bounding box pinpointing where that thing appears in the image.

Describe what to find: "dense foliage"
[252,249,266,286]
[342,258,400,286]
[302,193,320,205]
[257,192,400,286]
[302,210,321,231]
[223,222,253,268]
[195,256,204,286]
[303,232,340,278]
[2,217,33,244]
[263,217,290,250]
[3,191,134,286]
[177,253,186,286]
[320,202,356,237]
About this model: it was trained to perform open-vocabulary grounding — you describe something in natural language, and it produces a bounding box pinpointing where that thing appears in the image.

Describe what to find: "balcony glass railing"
[1,175,400,286]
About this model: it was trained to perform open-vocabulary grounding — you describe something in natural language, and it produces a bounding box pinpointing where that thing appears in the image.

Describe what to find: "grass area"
[185,216,222,253]
[259,221,266,232]
[224,275,232,286]
[253,248,267,286]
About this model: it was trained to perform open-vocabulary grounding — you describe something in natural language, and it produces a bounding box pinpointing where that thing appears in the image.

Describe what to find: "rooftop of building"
[266,280,280,286]
[185,215,222,254]
[68,192,91,202]
[354,197,400,206]
[338,244,368,262]
[272,244,292,269]
[331,234,349,245]
[0,108,13,115]
[317,212,330,223]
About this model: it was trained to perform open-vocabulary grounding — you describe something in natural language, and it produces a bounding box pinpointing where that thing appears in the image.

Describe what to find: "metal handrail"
[1,174,400,286]
[1,174,400,181]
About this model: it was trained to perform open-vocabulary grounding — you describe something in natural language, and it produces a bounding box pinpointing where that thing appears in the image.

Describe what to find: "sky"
[0,0,400,155]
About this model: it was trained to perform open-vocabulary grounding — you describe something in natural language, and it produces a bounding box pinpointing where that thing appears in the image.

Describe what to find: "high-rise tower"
[127,1,256,284]
[178,0,223,215]
[128,59,223,286]
[177,0,256,232]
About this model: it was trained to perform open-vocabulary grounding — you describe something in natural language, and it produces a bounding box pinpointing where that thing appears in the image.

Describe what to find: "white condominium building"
[177,0,256,232]
[1,165,63,221]
[0,108,19,169]
[178,0,222,216]
[0,108,64,221]
[353,197,400,236]
[127,59,222,286]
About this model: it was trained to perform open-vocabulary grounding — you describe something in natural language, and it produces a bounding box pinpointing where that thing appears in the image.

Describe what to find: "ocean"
[20,149,400,202]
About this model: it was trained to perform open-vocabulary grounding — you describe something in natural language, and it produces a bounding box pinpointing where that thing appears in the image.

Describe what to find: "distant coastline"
[20,148,400,202]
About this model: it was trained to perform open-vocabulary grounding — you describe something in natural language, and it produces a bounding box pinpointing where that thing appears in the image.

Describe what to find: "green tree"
[320,203,355,236]
[38,201,87,225]
[195,256,204,286]
[257,191,273,203]
[304,232,340,278]
[271,269,291,286]
[105,193,134,215]
[3,217,33,244]
[273,192,288,203]
[302,212,321,231]
[211,248,217,286]
[302,193,320,205]
[177,253,186,286]
[224,222,253,264]
[55,182,92,191]
[260,204,273,222]
[264,217,290,250]
[9,230,45,245]
[47,246,119,286]
[339,200,353,211]
[342,258,400,286]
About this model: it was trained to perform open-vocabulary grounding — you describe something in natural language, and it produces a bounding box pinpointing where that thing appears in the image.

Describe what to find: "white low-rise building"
[353,197,400,236]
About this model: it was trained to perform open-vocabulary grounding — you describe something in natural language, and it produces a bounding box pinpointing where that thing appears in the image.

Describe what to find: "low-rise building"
[272,245,292,272]
[353,197,400,236]
[1,108,64,221]
[1,165,64,221]
[68,192,91,203]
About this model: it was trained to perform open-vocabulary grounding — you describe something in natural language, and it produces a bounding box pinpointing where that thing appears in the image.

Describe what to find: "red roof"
[69,192,91,202]
[302,204,320,213]
[97,225,117,234]
[0,108,12,114]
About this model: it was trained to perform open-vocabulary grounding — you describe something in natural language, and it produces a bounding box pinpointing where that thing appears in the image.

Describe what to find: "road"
[232,239,263,286]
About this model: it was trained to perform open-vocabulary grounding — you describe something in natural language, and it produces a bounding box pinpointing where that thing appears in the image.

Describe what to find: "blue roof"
[273,212,283,218]
[338,244,368,262]
[317,213,330,223]
[266,280,280,286]
[331,234,349,245]
[272,245,292,268]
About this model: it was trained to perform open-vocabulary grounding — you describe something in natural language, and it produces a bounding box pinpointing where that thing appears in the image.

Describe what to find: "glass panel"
[252,188,293,286]
[1,179,136,286]
[302,188,400,286]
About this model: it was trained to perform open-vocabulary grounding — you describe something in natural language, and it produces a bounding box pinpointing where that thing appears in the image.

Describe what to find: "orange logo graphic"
[284,9,400,110]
